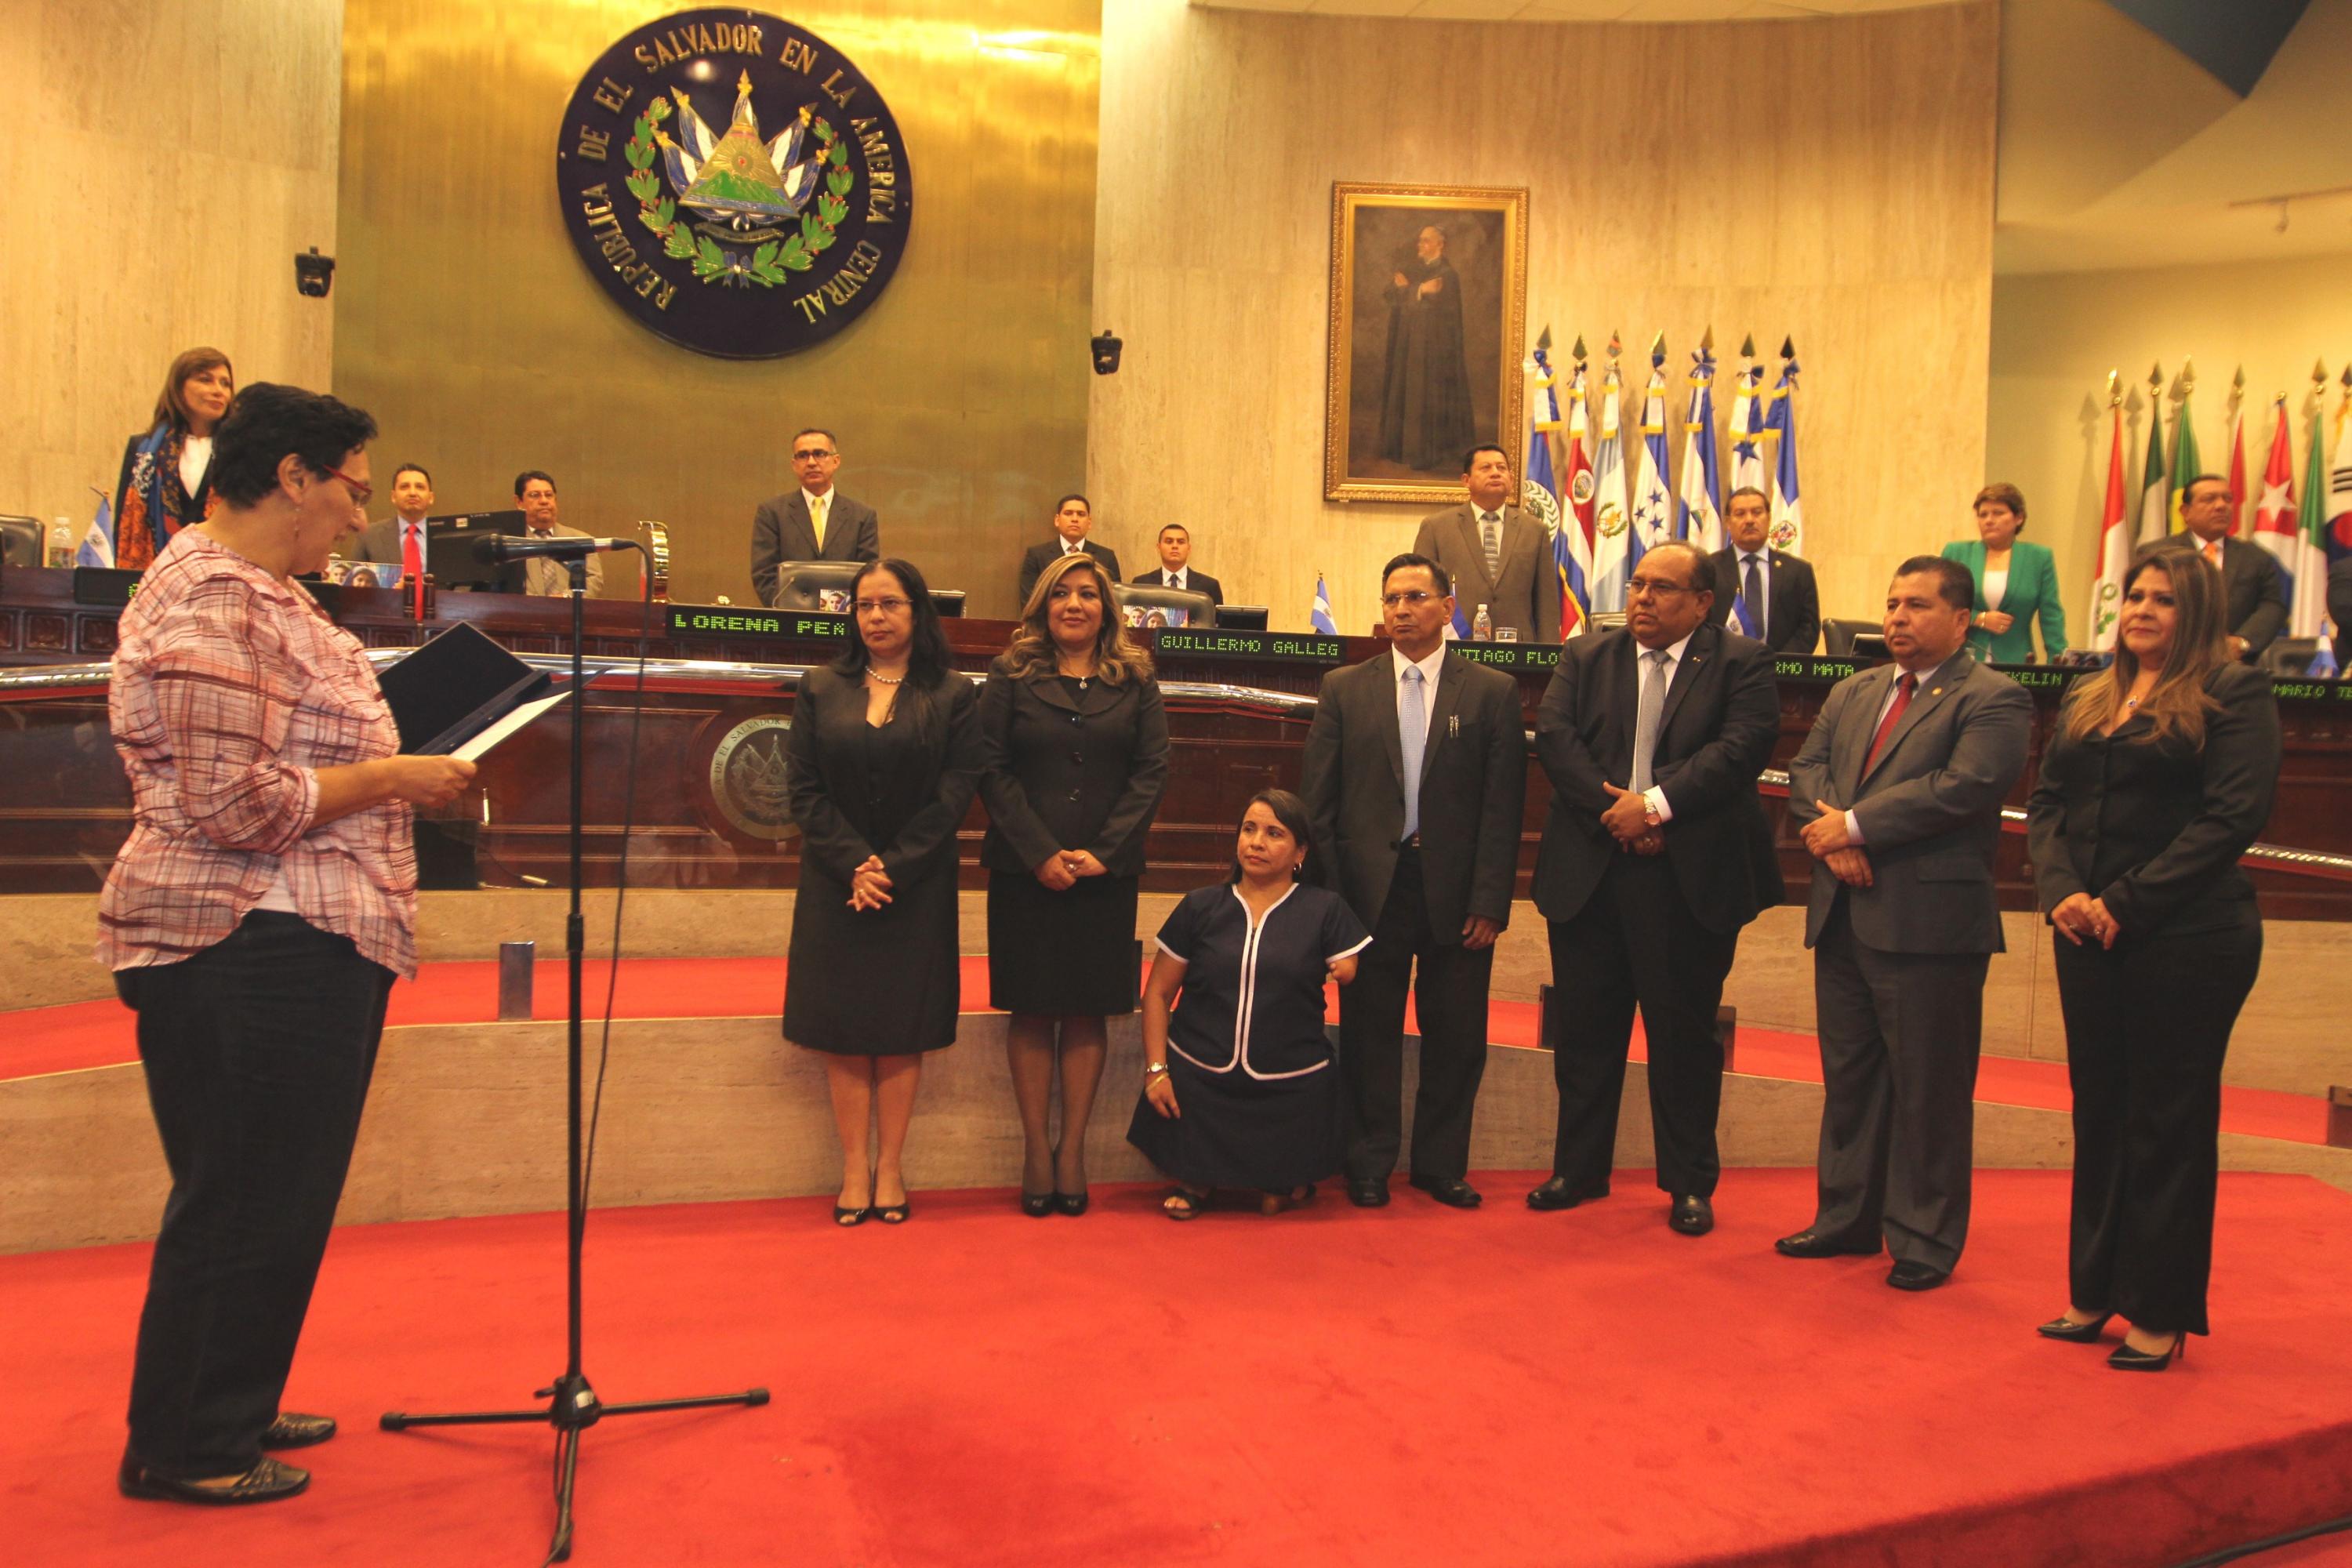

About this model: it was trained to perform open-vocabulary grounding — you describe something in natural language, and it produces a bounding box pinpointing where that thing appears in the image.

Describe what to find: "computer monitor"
[1214,604,1269,631]
[0,516,42,570]
[776,561,865,612]
[1112,583,1215,630]
[423,510,525,593]
[1849,633,1891,661]
[929,590,966,618]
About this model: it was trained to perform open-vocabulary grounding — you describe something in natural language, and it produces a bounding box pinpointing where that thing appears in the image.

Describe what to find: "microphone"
[473,533,632,563]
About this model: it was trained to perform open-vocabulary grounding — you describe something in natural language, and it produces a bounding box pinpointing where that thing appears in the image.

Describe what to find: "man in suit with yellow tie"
[750,427,882,607]
[1411,445,1562,642]
[2168,474,2286,662]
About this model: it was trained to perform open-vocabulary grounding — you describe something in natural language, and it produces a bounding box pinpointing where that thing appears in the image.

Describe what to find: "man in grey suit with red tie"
[1780,555,2031,1290]
[1528,542,1781,1235]
[1301,553,1526,1210]
[1411,445,1563,643]
[750,427,880,607]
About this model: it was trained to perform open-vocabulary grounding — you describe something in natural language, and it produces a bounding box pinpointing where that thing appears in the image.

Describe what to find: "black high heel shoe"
[2108,1333,2187,1371]
[1054,1189,1090,1218]
[1020,1190,1055,1218]
[2034,1312,2114,1343]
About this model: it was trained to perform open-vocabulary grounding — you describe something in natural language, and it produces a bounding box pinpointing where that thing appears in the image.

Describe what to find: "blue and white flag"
[1310,573,1337,635]
[1631,354,1673,565]
[1588,361,1632,613]
[1726,357,1766,496]
[1764,349,1804,554]
[76,493,115,569]
[1675,346,1722,552]
[1525,342,1584,637]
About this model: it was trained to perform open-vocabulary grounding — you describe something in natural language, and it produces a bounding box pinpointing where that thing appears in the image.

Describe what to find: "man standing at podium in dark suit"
[1301,553,1526,1210]
[1781,556,2031,1291]
[750,427,880,608]
[1018,493,1121,606]
[1129,523,1222,606]
[2167,474,2287,662]
[1528,542,1780,1236]
[350,462,434,579]
[514,470,603,597]
[1704,485,1820,655]
[1412,445,1562,642]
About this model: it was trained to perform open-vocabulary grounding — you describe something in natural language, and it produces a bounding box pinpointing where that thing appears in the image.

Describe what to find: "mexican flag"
[2136,394,2170,545]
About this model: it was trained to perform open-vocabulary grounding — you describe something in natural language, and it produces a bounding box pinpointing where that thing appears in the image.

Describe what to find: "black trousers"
[1545,855,1738,1197]
[2054,921,2260,1337]
[116,913,393,1478]
[1337,847,1492,1181]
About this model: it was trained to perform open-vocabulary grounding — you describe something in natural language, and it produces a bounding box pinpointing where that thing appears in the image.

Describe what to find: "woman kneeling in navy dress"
[1128,789,1370,1217]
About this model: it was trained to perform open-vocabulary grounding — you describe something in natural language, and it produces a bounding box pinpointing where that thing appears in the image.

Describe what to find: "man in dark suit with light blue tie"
[1780,555,2031,1290]
[1704,486,1820,655]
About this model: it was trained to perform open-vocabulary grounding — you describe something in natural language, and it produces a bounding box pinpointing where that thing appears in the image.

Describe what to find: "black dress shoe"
[1774,1228,1882,1259]
[1346,1178,1390,1208]
[1886,1261,1951,1291]
[1668,1195,1714,1236]
[1526,1175,1607,1211]
[118,1454,310,1506]
[2034,1312,2113,1343]
[260,1413,336,1450]
[1408,1174,1483,1209]
[1019,1191,1055,1218]
[2108,1334,2187,1371]
[1054,1189,1089,1218]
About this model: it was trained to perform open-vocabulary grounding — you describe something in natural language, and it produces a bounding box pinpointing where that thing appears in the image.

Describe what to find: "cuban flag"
[2251,397,2298,601]
[1310,573,1337,634]
[1630,358,1673,565]
[1588,365,1632,614]
[75,493,115,569]
[1675,346,1722,552]
[1526,344,1582,639]
[1763,350,1804,554]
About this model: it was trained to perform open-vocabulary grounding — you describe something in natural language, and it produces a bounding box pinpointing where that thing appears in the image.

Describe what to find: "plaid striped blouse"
[98,530,418,977]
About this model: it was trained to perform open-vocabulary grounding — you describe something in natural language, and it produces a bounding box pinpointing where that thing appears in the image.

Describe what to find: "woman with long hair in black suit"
[979,550,1169,1215]
[2027,542,2279,1370]
[783,558,983,1225]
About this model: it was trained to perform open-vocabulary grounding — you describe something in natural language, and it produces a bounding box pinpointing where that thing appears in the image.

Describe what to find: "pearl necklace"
[868,670,906,686]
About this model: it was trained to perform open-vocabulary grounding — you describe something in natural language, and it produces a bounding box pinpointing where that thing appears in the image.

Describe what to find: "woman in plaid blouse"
[100,383,475,1507]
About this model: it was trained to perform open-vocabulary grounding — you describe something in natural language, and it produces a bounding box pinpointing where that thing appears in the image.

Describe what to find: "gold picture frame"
[1325,183,1528,504]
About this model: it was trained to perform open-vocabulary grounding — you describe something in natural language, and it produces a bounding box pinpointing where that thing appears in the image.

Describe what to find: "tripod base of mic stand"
[382,1377,768,1563]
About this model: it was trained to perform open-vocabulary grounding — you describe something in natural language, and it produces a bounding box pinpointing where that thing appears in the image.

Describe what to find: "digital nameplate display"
[667,605,851,641]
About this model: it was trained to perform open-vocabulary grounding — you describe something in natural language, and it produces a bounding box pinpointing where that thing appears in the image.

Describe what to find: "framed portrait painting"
[1324,183,1527,504]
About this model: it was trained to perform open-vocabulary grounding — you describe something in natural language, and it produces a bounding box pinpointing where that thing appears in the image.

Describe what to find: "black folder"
[377,623,556,756]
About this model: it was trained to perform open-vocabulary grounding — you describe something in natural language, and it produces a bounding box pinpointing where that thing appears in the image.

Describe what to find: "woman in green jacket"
[1942,482,2067,665]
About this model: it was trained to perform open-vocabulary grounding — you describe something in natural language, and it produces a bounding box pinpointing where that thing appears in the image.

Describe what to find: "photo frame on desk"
[1324,182,1527,504]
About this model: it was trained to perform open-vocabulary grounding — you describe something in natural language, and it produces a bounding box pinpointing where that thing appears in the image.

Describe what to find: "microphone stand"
[383,554,768,1563]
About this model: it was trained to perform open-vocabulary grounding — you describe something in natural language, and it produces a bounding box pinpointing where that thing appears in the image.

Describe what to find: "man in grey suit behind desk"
[750,427,880,607]
[1301,552,1527,1210]
[1412,445,1562,643]
[1780,555,2031,1291]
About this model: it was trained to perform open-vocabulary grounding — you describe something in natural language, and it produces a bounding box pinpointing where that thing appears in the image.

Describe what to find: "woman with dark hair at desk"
[980,550,1170,1216]
[114,347,236,572]
[783,557,983,1226]
[2027,542,2278,1371]
[103,383,476,1504]
[1130,790,1370,1218]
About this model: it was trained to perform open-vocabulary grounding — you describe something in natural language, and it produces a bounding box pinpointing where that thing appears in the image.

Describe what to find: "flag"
[2251,397,2297,602]
[1559,360,1595,637]
[2328,387,2352,568]
[1762,350,1803,553]
[2225,395,2248,535]
[1526,343,1584,638]
[75,495,115,570]
[2087,400,2132,651]
[1675,345,1722,552]
[2136,390,2169,545]
[1310,573,1336,634]
[2169,384,2201,532]
[1588,361,1631,613]
[1726,358,1766,496]
[1630,355,1672,568]
[2296,400,2333,638]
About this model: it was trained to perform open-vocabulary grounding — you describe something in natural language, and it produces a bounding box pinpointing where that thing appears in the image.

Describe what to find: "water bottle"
[48,517,74,568]
[1472,603,1493,641]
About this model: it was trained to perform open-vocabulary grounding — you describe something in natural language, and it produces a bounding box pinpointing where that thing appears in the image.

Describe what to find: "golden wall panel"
[0,0,340,532]
[1091,0,1998,633]
[336,2,1098,612]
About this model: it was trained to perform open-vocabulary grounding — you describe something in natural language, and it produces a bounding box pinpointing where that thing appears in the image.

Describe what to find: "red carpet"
[5,1170,2349,1567]
[8,956,2331,1145]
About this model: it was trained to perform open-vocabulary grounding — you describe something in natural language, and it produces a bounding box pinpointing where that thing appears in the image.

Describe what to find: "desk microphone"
[473,533,632,562]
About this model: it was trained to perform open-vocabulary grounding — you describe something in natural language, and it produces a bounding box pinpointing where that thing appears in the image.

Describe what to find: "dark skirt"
[985,869,1139,1016]
[784,858,962,1055]
[1126,1054,1345,1192]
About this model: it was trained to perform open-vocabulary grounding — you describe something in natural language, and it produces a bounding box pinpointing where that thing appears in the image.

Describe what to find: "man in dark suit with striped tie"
[1704,486,1821,655]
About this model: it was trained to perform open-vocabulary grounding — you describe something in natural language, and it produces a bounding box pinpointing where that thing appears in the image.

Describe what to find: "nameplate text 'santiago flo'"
[555,10,913,357]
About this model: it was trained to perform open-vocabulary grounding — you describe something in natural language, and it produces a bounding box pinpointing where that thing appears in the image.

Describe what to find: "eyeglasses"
[854,597,912,615]
[325,466,372,506]
[1625,577,1696,599]
[1381,590,1439,608]
[792,448,837,463]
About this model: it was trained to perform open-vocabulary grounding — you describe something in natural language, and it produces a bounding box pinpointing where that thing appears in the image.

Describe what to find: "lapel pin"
[1448,715,1460,736]
[1931,687,1943,696]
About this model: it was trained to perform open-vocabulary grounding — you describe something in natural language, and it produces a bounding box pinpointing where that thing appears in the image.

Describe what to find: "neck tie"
[1399,665,1427,839]
[1738,554,1763,638]
[1481,512,1501,580]
[811,494,828,550]
[1866,673,1918,771]
[1171,571,1184,591]
[1631,648,1669,792]
[2205,539,2222,566]
[402,522,423,583]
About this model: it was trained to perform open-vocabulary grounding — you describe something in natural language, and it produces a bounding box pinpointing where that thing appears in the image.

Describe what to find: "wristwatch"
[1642,800,1662,827]
[1144,1062,1170,1079]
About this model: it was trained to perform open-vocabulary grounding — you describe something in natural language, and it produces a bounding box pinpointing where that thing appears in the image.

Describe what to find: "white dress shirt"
[180,434,212,499]
[1632,631,1694,822]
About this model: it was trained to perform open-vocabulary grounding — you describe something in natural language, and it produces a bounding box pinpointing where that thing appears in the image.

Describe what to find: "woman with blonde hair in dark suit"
[979,550,1169,1216]
[2027,541,2278,1371]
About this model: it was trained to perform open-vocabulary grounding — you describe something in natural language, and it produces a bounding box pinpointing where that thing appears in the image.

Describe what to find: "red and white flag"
[2225,397,2249,534]
[2251,396,2297,577]
[2088,400,2132,651]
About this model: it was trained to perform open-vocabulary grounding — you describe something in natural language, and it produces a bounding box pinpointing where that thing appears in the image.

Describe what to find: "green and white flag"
[2136,387,2170,546]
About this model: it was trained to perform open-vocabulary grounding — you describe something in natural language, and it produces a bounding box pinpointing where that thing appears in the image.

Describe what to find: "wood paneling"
[0,0,341,531]
[1089,0,1998,633]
